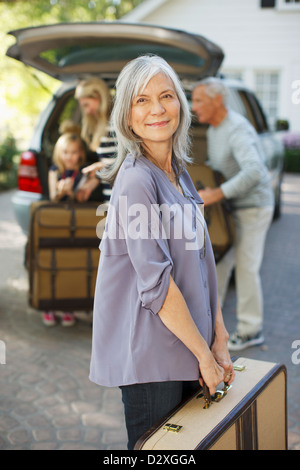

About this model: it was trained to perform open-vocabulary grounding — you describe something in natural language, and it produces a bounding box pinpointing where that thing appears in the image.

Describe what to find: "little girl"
[43,128,86,327]
[48,129,86,202]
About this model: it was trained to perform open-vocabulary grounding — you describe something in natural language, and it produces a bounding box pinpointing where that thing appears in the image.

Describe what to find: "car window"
[40,43,206,70]
[42,90,81,165]
[226,88,248,119]
[227,88,269,134]
[58,96,80,127]
[235,90,258,129]
[242,91,269,133]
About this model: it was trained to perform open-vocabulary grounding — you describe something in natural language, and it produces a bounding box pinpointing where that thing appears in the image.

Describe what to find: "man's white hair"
[194,77,228,105]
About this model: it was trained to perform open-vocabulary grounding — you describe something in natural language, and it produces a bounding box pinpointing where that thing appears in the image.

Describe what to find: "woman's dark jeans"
[120,380,200,450]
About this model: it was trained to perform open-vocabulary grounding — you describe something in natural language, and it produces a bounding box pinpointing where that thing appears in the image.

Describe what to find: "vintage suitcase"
[135,357,287,451]
[27,201,106,311]
[187,163,235,263]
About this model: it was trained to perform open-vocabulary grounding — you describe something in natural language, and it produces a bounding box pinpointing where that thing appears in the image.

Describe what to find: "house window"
[261,0,275,7]
[276,0,300,10]
[255,72,280,128]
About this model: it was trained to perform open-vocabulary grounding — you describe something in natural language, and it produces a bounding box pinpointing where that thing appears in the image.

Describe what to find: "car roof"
[6,21,224,82]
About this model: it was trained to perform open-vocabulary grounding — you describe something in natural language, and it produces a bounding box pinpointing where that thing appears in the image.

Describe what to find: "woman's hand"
[211,337,235,385]
[75,176,100,202]
[198,348,225,396]
[211,298,235,385]
[82,159,112,178]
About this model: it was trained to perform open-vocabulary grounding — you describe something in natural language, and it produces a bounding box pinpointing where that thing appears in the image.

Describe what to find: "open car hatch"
[6,22,224,82]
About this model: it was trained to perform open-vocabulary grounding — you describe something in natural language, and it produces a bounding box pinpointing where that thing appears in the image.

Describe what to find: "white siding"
[124,0,300,130]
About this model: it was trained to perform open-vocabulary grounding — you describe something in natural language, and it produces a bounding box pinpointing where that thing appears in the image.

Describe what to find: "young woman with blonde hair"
[74,77,116,202]
[75,77,111,152]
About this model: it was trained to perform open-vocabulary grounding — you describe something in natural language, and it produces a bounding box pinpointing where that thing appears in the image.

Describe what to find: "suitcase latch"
[233,364,246,372]
[197,383,232,409]
[163,423,183,433]
[212,384,232,403]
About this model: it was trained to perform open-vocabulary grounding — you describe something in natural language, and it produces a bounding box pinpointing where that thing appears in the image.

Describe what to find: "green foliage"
[0,133,18,171]
[0,133,19,190]
[285,149,300,173]
[0,0,145,145]
[283,133,300,173]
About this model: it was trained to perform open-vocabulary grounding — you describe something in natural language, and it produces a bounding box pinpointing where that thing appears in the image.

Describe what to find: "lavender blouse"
[89,154,218,387]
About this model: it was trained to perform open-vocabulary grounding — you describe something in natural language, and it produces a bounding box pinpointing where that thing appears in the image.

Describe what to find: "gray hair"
[194,77,228,105]
[101,55,192,184]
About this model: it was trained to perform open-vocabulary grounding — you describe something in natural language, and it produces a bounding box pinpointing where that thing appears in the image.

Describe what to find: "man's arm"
[198,186,225,206]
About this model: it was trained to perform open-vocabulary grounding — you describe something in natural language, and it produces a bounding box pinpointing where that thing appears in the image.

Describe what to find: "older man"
[192,78,274,351]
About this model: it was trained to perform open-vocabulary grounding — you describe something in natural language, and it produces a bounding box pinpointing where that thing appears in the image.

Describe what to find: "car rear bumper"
[12,190,43,235]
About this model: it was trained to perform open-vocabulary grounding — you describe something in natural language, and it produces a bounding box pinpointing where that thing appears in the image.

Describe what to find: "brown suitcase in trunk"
[135,357,287,451]
[187,163,235,263]
[27,201,106,311]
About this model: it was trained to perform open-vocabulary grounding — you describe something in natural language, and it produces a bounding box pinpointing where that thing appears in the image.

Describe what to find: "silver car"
[6,22,284,234]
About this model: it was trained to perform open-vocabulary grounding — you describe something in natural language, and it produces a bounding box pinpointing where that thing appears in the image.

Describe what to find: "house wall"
[124,0,300,131]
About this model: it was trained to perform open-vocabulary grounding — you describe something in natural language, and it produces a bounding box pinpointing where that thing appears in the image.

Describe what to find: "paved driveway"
[0,174,299,450]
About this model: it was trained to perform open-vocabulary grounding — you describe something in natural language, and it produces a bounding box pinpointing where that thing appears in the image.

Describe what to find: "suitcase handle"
[201,362,245,409]
[201,382,232,409]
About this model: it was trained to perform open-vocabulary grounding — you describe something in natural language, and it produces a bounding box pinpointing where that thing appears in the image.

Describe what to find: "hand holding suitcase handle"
[202,380,231,409]
[201,358,233,409]
[201,358,235,409]
[200,352,235,409]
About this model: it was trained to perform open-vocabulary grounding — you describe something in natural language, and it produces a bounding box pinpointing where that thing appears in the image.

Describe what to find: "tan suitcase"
[28,201,105,250]
[135,357,287,451]
[187,163,235,263]
[27,201,106,311]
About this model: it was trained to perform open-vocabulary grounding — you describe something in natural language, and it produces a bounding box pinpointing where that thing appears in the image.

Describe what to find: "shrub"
[0,134,20,190]
[283,133,300,173]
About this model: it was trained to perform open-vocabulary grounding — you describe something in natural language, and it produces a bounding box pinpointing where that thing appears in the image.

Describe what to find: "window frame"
[254,71,280,129]
[242,91,270,134]
[276,0,300,11]
[261,0,275,8]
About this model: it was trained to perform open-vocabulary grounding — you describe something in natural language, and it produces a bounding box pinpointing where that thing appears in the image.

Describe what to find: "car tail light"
[18,151,43,193]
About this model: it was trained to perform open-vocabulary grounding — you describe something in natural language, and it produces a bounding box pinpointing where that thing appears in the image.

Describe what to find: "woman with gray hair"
[89,55,234,450]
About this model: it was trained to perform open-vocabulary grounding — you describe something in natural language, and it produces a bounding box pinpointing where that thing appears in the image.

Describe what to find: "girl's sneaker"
[61,312,76,327]
[42,311,56,326]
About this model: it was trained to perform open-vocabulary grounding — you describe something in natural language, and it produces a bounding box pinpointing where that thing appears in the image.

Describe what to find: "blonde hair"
[102,55,192,184]
[59,119,82,136]
[53,133,86,174]
[75,77,111,151]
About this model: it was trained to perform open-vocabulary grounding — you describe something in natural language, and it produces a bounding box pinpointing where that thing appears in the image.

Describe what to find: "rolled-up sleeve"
[117,166,173,315]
